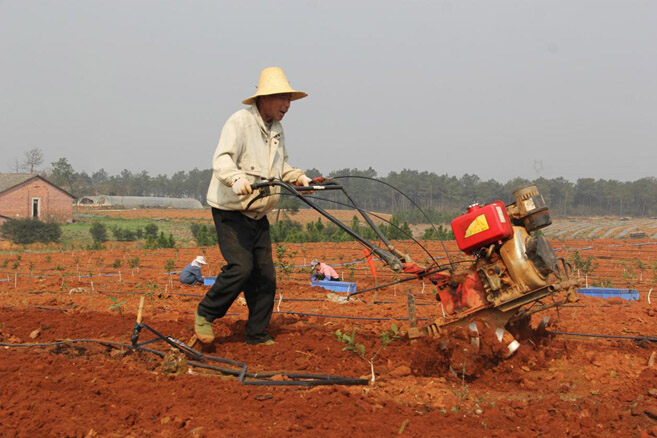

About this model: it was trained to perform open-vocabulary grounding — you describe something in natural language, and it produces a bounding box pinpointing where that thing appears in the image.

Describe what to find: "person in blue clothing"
[180,256,207,286]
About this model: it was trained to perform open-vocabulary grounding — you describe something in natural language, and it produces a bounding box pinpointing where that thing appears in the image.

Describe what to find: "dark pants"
[197,208,276,339]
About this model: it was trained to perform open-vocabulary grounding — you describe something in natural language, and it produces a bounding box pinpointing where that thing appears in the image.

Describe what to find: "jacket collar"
[248,104,282,138]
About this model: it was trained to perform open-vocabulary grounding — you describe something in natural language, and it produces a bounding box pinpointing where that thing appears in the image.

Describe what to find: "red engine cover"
[451,201,512,254]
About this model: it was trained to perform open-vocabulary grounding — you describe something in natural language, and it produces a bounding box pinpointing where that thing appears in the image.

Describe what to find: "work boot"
[194,312,215,344]
[245,333,275,346]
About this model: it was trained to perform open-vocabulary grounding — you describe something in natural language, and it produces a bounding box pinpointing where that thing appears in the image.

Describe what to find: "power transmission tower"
[533,160,543,177]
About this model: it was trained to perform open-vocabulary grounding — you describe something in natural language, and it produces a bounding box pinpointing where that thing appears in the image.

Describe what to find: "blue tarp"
[311,280,357,293]
[577,287,639,300]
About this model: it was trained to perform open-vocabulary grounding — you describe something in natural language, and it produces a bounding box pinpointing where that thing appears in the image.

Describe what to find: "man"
[195,67,312,346]
[179,255,206,286]
[310,258,340,282]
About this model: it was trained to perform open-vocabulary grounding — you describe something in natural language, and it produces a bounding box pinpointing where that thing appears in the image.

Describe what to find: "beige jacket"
[205,105,305,219]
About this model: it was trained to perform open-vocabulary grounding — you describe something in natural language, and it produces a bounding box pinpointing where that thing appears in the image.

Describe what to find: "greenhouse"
[77,195,203,209]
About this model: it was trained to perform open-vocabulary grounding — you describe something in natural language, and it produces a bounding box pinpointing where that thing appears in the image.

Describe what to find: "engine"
[435,185,563,315]
[411,185,580,368]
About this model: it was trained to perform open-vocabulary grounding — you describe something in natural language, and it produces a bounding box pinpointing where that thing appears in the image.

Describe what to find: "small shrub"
[157,232,175,249]
[0,218,61,244]
[89,222,108,243]
[274,244,297,279]
[128,257,140,269]
[144,224,158,240]
[144,232,175,249]
[422,225,454,241]
[88,241,104,250]
[190,223,217,247]
[571,250,596,275]
[110,226,137,241]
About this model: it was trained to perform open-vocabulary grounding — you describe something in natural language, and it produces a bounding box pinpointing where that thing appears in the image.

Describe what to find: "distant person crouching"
[310,258,339,282]
[180,256,207,286]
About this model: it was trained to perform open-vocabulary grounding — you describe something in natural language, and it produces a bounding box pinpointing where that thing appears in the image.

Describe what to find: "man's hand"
[296,174,312,186]
[232,177,253,196]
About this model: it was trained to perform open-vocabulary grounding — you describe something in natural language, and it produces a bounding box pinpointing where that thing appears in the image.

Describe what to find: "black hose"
[296,193,444,269]
[551,331,657,342]
[331,175,455,267]
[0,337,368,387]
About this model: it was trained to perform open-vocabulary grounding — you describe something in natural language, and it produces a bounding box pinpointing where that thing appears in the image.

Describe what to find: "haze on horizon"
[1,1,655,184]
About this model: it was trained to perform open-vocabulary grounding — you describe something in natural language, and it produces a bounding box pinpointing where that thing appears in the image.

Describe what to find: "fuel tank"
[451,201,513,255]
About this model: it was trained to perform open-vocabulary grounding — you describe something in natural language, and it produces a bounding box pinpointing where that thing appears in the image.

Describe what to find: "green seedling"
[109,296,128,344]
[336,324,404,385]
[128,257,141,276]
[571,250,596,275]
[348,264,356,281]
[165,259,175,287]
[274,244,297,280]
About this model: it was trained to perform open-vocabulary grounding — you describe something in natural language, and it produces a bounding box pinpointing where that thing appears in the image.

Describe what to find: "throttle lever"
[245,179,273,211]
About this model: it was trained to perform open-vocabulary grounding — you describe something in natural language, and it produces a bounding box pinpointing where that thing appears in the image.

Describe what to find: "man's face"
[258,93,292,123]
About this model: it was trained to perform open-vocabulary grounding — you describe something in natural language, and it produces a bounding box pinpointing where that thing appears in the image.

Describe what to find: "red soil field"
[2,237,657,437]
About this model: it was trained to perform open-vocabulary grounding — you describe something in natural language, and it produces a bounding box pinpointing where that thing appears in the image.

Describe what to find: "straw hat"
[194,256,207,265]
[242,67,307,105]
[311,258,319,269]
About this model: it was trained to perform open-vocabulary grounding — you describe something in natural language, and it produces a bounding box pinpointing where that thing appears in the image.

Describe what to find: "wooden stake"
[407,291,417,329]
[137,296,145,324]
[398,419,409,435]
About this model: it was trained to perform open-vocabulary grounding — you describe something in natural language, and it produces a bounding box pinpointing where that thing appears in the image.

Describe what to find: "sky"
[1,0,655,183]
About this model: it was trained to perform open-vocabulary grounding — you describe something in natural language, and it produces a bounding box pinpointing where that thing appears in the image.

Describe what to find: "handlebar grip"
[250,180,341,190]
[250,181,271,190]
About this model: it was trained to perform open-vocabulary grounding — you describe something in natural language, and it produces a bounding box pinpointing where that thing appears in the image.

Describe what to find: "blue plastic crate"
[577,287,639,301]
[204,276,216,286]
[311,280,357,293]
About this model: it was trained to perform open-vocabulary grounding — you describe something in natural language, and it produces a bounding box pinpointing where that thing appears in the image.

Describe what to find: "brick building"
[0,174,75,223]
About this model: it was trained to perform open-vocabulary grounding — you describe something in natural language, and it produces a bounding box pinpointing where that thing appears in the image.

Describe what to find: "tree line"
[12,149,657,220]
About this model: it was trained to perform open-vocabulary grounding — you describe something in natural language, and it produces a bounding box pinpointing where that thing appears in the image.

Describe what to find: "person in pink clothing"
[310,258,340,281]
